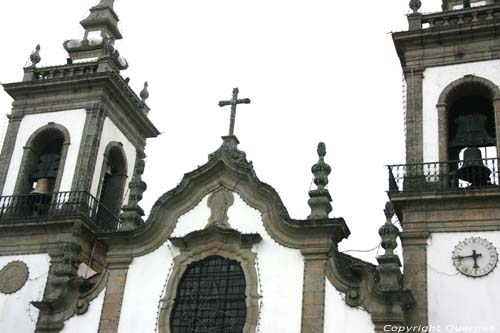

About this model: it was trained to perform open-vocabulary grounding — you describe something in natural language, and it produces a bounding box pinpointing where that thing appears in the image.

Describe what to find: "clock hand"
[472,250,481,269]
[453,252,482,261]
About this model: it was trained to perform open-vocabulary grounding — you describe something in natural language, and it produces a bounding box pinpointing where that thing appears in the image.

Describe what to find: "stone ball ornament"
[452,237,498,278]
[0,260,30,294]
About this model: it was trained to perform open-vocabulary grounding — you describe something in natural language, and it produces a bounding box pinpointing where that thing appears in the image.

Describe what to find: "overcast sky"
[0,1,443,261]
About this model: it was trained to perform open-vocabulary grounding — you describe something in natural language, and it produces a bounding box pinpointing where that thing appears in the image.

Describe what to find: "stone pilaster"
[401,231,429,327]
[301,248,328,333]
[0,114,23,194]
[404,68,424,164]
[98,257,132,333]
[71,105,105,192]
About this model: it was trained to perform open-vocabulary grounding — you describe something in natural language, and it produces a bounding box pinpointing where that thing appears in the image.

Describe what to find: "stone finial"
[140,81,149,102]
[376,202,402,291]
[380,202,398,256]
[119,158,147,230]
[311,142,331,190]
[80,0,122,41]
[30,44,41,68]
[307,142,332,220]
[409,0,422,13]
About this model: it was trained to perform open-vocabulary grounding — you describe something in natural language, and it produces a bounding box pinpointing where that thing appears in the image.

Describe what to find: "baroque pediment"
[101,136,349,256]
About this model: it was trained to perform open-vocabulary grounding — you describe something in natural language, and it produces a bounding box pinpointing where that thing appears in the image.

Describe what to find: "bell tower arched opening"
[445,82,496,162]
[14,124,70,195]
[435,77,500,188]
[97,142,127,216]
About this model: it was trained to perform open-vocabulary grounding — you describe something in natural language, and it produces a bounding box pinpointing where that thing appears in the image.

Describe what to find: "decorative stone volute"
[307,142,332,220]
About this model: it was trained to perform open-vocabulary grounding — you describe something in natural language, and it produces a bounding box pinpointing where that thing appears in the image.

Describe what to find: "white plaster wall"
[2,109,87,195]
[0,254,50,333]
[170,195,210,237]
[118,242,178,333]
[61,288,106,333]
[427,231,500,330]
[90,117,136,204]
[324,281,375,333]
[422,60,500,162]
[228,193,304,333]
[118,191,304,332]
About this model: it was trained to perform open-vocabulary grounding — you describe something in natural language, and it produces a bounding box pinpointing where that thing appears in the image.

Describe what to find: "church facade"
[0,0,499,332]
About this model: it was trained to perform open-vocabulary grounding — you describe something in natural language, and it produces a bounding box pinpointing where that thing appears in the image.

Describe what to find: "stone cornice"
[393,10,500,69]
[2,69,159,139]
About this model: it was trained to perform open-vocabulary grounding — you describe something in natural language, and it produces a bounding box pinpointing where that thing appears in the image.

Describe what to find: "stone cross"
[218,88,251,136]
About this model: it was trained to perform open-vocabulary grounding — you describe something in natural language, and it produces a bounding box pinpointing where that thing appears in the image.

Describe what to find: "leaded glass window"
[170,255,247,333]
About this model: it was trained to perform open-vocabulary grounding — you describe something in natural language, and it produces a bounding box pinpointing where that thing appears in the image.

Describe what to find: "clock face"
[452,237,498,278]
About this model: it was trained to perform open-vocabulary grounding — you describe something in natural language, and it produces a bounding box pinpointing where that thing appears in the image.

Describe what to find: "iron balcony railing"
[388,158,500,192]
[0,191,120,232]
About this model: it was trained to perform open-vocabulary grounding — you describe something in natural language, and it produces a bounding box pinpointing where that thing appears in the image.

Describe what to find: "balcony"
[388,158,500,193]
[0,191,120,232]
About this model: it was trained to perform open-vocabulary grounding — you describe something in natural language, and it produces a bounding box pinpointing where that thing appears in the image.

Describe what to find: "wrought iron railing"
[388,158,500,192]
[0,191,120,232]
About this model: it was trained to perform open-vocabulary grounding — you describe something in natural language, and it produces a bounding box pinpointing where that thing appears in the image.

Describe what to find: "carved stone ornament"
[308,142,333,219]
[409,0,422,13]
[0,260,29,294]
[207,188,234,228]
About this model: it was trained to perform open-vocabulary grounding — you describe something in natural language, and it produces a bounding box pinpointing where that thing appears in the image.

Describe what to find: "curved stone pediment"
[101,136,350,257]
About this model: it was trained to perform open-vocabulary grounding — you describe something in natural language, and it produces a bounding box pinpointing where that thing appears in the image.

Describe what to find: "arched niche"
[96,141,128,216]
[436,75,500,162]
[14,123,70,194]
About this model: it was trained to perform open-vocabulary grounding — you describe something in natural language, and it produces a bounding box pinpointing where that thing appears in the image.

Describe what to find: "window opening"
[170,255,247,333]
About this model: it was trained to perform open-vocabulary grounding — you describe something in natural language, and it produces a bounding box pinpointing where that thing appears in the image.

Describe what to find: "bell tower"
[0,1,159,330]
[0,0,159,220]
[390,0,500,330]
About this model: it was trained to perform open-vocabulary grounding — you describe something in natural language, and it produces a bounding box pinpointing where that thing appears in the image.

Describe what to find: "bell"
[449,113,495,149]
[31,178,50,194]
[456,147,491,186]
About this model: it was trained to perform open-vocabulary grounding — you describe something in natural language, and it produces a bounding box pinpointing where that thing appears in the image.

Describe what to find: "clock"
[452,237,498,278]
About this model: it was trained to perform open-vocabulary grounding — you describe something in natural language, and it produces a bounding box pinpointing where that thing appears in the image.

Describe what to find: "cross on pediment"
[218,88,251,136]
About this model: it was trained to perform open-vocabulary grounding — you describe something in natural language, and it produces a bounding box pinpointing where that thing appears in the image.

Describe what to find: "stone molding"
[2,69,159,140]
[325,248,414,331]
[158,226,261,333]
[100,140,350,258]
